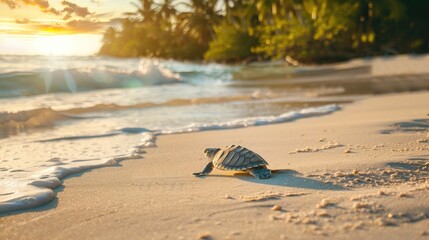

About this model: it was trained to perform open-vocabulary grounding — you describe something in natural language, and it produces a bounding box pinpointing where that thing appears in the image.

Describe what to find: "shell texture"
[212,145,268,170]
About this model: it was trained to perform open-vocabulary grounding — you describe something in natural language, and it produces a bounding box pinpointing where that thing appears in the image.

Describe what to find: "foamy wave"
[0,180,55,213]
[162,60,236,84]
[37,127,151,142]
[0,60,180,98]
[0,155,141,213]
[0,131,155,213]
[160,104,340,134]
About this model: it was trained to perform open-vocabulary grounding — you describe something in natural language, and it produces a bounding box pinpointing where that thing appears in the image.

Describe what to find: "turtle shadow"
[234,169,346,191]
[380,118,429,134]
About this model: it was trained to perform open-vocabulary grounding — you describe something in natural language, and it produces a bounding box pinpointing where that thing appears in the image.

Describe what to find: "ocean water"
[0,55,375,213]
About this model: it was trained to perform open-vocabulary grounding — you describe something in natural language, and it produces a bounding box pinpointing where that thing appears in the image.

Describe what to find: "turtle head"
[204,148,220,160]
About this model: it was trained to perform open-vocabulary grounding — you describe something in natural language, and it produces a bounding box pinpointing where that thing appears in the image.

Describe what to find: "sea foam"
[159,104,340,134]
[0,105,339,213]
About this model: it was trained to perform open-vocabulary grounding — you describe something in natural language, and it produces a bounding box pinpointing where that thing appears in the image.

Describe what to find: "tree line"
[99,0,429,63]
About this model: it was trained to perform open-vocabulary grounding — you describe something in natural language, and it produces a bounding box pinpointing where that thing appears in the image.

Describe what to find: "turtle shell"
[212,145,268,170]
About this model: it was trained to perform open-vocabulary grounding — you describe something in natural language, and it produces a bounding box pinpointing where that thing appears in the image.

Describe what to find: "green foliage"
[204,22,258,62]
[99,0,429,63]
[253,0,359,62]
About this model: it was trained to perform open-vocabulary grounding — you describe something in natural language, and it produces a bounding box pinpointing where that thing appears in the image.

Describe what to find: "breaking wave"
[0,60,180,98]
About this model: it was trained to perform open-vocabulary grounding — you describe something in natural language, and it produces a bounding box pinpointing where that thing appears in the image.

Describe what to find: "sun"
[30,34,102,56]
[33,35,74,56]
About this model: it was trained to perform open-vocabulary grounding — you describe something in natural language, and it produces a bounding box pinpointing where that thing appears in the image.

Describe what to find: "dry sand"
[1,91,429,240]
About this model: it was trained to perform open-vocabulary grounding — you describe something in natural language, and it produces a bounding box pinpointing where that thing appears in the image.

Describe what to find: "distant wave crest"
[0,60,180,98]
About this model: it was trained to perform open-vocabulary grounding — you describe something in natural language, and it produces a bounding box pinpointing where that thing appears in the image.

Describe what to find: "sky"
[0,0,136,55]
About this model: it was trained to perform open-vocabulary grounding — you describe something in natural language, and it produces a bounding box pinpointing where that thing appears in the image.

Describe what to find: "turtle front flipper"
[247,166,271,179]
[193,162,214,177]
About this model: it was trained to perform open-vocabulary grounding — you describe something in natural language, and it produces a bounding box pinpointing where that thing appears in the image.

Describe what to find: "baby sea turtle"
[193,145,271,179]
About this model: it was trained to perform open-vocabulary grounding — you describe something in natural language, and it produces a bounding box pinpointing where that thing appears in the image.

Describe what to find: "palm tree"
[99,27,118,55]
[156,0,178,31]
[227,0,257,34]
[101,27,117,45]
[126,0,157,23]
[176,0,222,44]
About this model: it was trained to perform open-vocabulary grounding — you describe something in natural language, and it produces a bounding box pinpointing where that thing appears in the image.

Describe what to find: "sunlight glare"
[30,34,101,56]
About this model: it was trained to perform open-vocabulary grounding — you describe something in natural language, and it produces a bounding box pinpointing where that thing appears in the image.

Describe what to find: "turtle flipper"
[193,162,214,177]
[247,166,271,179]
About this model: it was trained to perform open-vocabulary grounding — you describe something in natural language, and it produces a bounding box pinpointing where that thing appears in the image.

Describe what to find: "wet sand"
[1,91,429,239]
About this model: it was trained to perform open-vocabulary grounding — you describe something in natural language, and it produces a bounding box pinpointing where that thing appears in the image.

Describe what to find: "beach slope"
[1,92,429,240]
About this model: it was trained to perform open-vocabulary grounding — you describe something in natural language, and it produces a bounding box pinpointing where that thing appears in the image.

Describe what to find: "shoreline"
[0,104,341,213]
[1,91,429,239]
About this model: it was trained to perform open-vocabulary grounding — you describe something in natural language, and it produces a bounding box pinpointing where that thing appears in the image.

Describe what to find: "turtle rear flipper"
[193,162,214,177]
[247,166,271,179]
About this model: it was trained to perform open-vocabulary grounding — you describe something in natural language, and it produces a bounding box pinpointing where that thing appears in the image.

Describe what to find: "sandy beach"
[1,91,428,239]
[2,0,429,238]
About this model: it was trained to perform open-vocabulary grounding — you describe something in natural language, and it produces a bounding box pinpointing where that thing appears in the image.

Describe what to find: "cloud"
[0,0,17,8]
[1,0,61,15]
[0,0,94,20]
[9,0,56,12]
[0,0,111,35]
[22,0,48,9]
[42,7,60,15]
[66,20,103,33]
[61,1,92,20]
[15,18,30,24]
[34,20,105,34]
[0,19,108,35]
